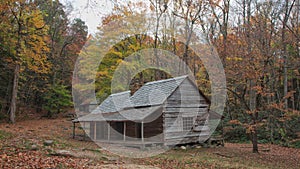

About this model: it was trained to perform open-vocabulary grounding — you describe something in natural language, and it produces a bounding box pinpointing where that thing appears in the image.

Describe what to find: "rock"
[195,146,202,149]
[31,144,38,151]
[50,150,78,157]
[180,146,186,150]
[44,140,54,146]
[54,150,74,157]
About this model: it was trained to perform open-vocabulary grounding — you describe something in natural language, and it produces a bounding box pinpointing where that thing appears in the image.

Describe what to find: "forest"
[74,0,300,152]
[0,0,300,168]
[0,0,88,120]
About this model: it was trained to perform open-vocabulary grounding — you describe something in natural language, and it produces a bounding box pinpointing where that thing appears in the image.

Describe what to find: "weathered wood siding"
[125,121,138,139]
[143,114,163,142]
[163,78,210,145]
[96,122,108,140]
[124,113,163,142]
[110,122,124,140]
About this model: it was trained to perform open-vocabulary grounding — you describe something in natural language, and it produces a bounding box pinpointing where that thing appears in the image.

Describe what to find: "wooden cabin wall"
[110,122,124,140]
[96,122,108,140]
[83,122,109,141]
[123,114,163,142]
[90,122,95,140]
[144,114,163,141]
[125,121,139,140]
[163,79,210,145]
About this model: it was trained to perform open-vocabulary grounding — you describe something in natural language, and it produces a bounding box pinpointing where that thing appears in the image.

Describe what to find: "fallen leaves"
[1,118,300,168]
[0,139,95,168]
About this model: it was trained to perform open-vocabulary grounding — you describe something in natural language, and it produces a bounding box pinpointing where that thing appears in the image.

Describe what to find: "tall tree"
[173,0,209,73]
[0,0,50,123]
[34,0,87,112]
[280,0,296,109]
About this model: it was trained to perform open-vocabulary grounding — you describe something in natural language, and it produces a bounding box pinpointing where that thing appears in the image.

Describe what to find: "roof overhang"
[75,105,163,122]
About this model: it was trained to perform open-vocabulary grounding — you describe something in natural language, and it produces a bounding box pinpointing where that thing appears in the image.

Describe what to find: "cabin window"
[183,117,194,131]
[193,117,207,132]
[165,118,182,132]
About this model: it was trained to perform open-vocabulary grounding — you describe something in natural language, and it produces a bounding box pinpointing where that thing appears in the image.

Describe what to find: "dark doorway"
[111,122,124,140]
[135,123,142,139]
[115,122,124,134]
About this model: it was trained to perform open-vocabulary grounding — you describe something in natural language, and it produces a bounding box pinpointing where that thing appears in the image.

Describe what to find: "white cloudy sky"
[61,0,114,34]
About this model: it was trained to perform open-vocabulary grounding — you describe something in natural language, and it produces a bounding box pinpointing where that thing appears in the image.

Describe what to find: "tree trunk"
[283,53,288,109]
[282,0,296,109]
[244,0,259,153]
[250,80,258,153]
[251,126,259,153]
[10,64,20,124]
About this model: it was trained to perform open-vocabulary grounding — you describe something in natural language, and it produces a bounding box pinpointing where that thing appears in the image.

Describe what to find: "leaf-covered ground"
[0,117,299,168]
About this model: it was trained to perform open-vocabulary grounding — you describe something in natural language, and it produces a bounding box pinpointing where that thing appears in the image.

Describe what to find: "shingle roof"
[76,75,190,122]
[130,75,188,107]
[78,105,162,122]
[91,91,131,114]
[92,75,188,113]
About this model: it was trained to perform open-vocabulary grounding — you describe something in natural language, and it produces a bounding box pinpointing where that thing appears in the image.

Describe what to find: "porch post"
[141,121,144,143]
[123,122,126,141]
[107,121,110,141]
[94,122,97,140]
[83,122,86,141]
[72,122,75,139]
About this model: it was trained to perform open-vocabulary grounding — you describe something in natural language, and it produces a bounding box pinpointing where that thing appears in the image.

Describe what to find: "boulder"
[44,140,54,146]
[31,144,38,151]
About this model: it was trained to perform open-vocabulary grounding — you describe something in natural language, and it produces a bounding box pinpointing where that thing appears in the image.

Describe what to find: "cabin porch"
[73,114,164,147]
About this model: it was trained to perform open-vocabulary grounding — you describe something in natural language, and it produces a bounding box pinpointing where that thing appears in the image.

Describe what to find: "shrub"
[224,126,249,143]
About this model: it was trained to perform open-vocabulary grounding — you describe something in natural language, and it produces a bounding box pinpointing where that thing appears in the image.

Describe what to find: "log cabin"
[73,75,220,147]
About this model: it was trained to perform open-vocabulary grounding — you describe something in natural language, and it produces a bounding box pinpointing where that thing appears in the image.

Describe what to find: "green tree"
[33,0,87,113]
[0,0,50,123]
[42,84,72,117]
